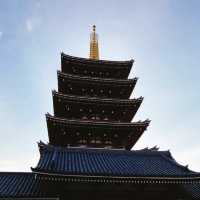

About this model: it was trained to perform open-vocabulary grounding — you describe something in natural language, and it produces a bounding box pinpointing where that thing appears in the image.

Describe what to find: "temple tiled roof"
[32,143,199,178]
[61,53,134,79]
[57,71,137,85]
[183,184,200,199]
[0,172,199,199]
[46,114,150,128]
[53,91,143,106]
[0,172,46,197]
[52,91,142,122]
[61,53,134,67]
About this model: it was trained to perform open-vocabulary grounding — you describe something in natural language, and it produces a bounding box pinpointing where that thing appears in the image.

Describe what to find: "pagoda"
[0,26,199,200]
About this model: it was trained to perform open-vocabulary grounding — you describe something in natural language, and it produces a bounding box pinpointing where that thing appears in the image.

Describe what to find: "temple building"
[0,26,199,200]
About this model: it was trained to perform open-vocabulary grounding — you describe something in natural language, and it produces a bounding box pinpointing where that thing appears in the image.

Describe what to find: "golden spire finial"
[89,25,99,60]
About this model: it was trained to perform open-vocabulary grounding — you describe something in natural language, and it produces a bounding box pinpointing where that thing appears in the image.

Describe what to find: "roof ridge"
[38,142,171,155]
[57,71,137,84]
[61,52,134,65]
[0,172,33,175]
[160,151,198,174]
[53,90,143,104]
[46,114,150,127]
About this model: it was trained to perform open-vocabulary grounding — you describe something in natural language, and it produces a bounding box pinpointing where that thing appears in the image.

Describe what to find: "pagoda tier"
[53,91,143,122]
[46,114,150,149]
[57,71,137,99]
[46,50,150,150]
[61,53,134,79]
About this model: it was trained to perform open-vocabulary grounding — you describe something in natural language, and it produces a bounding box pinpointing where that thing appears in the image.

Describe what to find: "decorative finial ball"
[93,25,96,32]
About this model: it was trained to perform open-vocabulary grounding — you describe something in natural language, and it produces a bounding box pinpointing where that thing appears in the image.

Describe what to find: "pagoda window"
[108,90,112,94]
[82,139,87,144]
[103,116,109,121]
[105,140,112,145]
[103,132,109,139]
[116,71,122,78]
[88,132,95,143]
[82,116,88,120]
[95,136,102,144]
[81,88,86,94]
[62,131,66,135]
[72,67,76,73]
[89,109,92,113]
[67,84,72,88]
[120,90,124,95]
[66,105,70,111]
[88,132,92,137]
[79,137,87,144]
[76,132,80,136]
[106,72,110,77]
[96,115,100,120]
[91,140,95,144]
[84,70,87,75]
[89,114,99,120]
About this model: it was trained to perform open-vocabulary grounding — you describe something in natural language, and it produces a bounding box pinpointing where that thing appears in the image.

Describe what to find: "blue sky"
[0,0,200,171]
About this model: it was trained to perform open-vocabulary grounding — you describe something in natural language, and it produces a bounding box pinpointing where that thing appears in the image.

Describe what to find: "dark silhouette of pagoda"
[0,25,199,200]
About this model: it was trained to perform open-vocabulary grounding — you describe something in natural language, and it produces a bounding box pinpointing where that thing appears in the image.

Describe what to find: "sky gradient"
[0,0,200,172]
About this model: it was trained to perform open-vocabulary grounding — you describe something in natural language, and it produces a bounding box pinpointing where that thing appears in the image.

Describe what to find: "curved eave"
[32,171,200,185]
[53,91,143,106]
[61,53,134,68]
[46,114,150,129]
[32,143,200,184]
[58,71,137,86]
[0,172,47,197]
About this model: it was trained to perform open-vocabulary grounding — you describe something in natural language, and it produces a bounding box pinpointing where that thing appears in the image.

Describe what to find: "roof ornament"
[89,25,99,60]
[149,146,159,151]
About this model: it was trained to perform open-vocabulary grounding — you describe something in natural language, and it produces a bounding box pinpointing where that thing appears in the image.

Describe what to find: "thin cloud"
[25,18,41,32]
[0,32,3,39]
[36,1,41,8]
[26,19,33,32]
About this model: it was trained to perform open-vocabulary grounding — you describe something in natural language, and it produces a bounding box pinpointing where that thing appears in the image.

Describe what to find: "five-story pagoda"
[46,25,149,150]
[0,26,199,200]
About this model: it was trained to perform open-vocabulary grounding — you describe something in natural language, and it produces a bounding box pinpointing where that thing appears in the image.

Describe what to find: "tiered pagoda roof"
[52,91,143,122]
[0,26,199,200]
[57,71,137,99]
[61,53,134,79]
[46,114,149,149]
[47,50,149,149]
